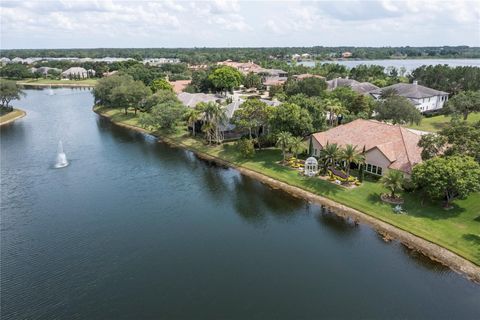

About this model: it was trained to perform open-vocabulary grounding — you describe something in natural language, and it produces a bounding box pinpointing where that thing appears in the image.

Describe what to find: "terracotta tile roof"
[169,80,191,94]
[312,119,423,174]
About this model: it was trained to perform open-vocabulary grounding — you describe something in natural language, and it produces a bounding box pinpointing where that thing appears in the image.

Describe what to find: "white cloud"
[0,0,478,48]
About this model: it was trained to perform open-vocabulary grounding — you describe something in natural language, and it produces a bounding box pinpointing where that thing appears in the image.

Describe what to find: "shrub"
[235,138,255,158]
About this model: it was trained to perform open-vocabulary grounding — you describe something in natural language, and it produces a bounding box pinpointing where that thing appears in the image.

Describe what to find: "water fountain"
[54,140,69,168]
[48,86,54,96]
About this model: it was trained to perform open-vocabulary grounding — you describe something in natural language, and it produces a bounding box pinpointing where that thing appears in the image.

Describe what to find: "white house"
[369,81,449,113]
[61,67,91,79]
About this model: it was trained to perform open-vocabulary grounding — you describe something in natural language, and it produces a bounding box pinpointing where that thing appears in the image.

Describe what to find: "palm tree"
[341,144,365,180]
[276,131,293,163]
[185,109,201,136]
[202,121,214,145]
[320,142,340,173]
[290,136,304,159]
[201,102,227,144]
[380,170,404,198]
[325,98,345,127]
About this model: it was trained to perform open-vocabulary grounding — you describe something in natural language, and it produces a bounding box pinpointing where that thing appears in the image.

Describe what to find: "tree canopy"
[0,79,25,110]
[374,95,422,125]
[208,66,243,94]
[443,91,480,120]
[412,156,480,207]
[269,102,313,137]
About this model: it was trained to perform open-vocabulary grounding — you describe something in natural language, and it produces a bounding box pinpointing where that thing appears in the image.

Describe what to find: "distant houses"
[311,119,424,177]
[327,77,379,95]
[61,67,95,79]
[369,81,449,113]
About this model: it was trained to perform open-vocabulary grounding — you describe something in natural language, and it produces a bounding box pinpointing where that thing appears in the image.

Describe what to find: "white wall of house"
[412,95,448,113]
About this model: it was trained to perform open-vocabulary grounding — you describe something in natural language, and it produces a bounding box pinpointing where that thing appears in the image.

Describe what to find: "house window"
[365,163,383,175]
[314,148,318,156]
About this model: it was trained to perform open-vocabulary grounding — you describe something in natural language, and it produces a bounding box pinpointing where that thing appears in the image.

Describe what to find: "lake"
[298,59,480,72]
[1,88,479,319]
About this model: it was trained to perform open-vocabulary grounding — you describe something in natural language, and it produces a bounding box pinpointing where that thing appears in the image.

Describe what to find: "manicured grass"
[96,106,480,265]
[0,108,25,125]
[407,112,480,132]
[17,78,98,86]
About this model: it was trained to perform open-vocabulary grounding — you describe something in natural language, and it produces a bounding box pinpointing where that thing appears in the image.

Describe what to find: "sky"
[1,0,479,49]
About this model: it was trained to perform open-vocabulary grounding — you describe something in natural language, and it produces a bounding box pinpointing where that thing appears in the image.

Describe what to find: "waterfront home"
[177,92,219,109]
[342,51,353,58]
[217,60,263,74]
[30,67,62,76]
[369,81,449,113]
[327,77,379,95]
[311,119,423,177]
[293,74,326,81]
[61,67,92,79]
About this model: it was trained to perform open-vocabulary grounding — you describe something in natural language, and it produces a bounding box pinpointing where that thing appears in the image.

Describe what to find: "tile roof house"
[369,81,449,113]
[293,74,326,81]
[217,60,263,74]
[169,80,191,94]
[311,119,423,177]
[327,77,379,95]
[177,92,219,109]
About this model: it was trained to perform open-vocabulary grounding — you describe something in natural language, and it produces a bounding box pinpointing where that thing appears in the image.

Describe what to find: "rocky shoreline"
[94,107,480,284]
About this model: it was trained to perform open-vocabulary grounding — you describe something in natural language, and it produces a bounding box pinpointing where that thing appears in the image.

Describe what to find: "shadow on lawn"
[463,233,480,246]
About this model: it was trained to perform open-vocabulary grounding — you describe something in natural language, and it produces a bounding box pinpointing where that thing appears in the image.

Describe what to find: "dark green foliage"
[0,79,25,110]
[374,96,422,125]
[235,138,255,158]
[269,102,313,137]
[285,77,327,97]
[0,63,31,79]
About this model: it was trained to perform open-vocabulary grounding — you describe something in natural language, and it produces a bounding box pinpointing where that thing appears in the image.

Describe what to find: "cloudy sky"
[1,0,479,49]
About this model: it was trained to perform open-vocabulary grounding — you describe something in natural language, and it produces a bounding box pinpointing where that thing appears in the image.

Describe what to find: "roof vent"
[413,80,418,85]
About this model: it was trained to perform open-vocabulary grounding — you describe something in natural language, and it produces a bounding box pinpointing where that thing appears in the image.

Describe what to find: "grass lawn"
[0,108,25,125]
[96,106,480,265]
[17,78,98,86]
[407,112,480,132]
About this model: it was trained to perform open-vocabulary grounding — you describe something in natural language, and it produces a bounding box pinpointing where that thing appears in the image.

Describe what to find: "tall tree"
[198,101,227,144]
[276,131,293,163]
[150,78,173,93]
[290,136,305,159]
[208,66,243,95]
[110,79,152,115]
[243,72,262,89]
[269,102,313,136]
[320,142,340,173]
[443,91,480,120]
[375,96,422,125]
[341,144,365,179]
[412,156,480,208]
[0,79,25,111]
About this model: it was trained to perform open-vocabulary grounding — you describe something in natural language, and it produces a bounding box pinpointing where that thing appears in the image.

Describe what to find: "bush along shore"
[93,105,480,283]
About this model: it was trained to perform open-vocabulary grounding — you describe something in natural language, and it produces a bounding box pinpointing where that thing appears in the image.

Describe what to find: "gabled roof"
[177,92,218,108]
[312,119,423,174]
[326,77,379,94]
[369,83,448,99]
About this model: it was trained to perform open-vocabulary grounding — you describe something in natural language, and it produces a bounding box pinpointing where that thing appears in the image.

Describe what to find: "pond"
[1,88,479,319]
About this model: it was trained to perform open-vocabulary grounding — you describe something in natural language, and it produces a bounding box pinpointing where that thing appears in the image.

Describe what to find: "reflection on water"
[1,88,479,320]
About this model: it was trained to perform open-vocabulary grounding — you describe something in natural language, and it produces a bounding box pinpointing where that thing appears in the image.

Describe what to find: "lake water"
[1,88,479,319]
[299,59,480,72]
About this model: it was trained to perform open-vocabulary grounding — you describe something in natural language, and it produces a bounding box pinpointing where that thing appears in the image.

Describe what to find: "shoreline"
[94,107,480,283]
[17,82,95,88]
[0,108,26,126]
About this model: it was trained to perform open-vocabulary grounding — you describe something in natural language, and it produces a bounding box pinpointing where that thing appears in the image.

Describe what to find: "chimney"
[413,80,418,85]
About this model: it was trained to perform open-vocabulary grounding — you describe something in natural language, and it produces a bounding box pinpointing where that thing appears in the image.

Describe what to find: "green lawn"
[96,106,480,265]
[0,108,25,125]
[407,112,480,132]
[17,78,98,86]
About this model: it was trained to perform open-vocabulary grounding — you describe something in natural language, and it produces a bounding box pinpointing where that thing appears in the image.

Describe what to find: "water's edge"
[0,109,26,126]
[94,107,480,284]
